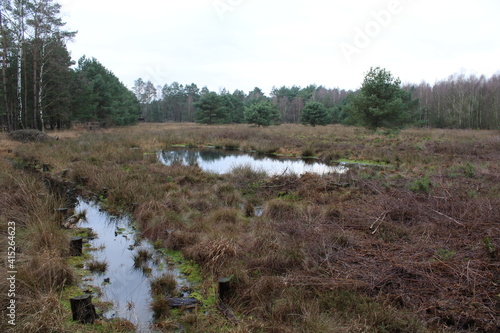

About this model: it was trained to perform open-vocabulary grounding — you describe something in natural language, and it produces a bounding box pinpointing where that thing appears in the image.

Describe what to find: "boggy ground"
[1,123,499,332]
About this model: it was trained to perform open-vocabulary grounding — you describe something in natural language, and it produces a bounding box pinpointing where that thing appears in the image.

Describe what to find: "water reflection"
[158,148,347,175]
[75,200,189,332]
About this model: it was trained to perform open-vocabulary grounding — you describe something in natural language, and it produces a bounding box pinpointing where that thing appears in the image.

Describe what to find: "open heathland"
[1,123,499,332]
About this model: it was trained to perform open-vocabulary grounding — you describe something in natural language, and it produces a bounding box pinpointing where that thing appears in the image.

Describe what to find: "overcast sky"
[61,0,500,95]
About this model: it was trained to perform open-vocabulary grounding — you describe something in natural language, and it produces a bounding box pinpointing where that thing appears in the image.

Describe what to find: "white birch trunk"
[38,42,45,131]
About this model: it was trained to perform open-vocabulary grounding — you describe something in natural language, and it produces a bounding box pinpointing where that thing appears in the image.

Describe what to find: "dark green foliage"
[244,101,280,126]
[42,40,75,129]
[194,91,227,124]
[300,101,329,126]
[71,57,140,126]
[246,87,267,105]
[220,90,245,123]
[346,67,419,131]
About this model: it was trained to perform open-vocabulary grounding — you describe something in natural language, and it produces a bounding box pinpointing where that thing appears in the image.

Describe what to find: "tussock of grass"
[263,199,301,221]
[133,248,153,268]
[151,297,171,320]
[11,293,66,333]
[207,208,243,225]
[22,251,75,291]
[87,260,108,274]
[184,236,239,275]
[151,273,177,297]
[165,230,199,251]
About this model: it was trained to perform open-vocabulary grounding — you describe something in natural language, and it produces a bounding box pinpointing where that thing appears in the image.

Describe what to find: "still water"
[158,148,347,175]
[75,200,190,332]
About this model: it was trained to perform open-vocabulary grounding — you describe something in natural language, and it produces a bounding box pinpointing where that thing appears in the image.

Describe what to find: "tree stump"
[70,294,97,324]
[219,278,231,302]
[70,237,83,256]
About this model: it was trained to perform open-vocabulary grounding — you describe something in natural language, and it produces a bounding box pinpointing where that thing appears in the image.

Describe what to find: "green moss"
[179,260,203,284]
[61,285,85,312]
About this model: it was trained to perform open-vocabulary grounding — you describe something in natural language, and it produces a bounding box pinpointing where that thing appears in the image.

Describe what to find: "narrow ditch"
[74,199,194,332]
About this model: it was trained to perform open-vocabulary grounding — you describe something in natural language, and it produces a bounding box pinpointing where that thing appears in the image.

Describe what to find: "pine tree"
[346,67,418,131]
[300,101,329,126]
[194,91,224,124]
[244,101,280,127]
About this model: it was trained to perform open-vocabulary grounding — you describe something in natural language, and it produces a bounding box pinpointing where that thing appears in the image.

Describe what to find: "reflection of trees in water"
[159,149,344,175]
[160,150,199,166]
[198,150,226,162]
[160,149,231,166]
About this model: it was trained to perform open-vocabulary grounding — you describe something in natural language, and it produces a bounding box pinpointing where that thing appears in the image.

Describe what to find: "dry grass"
[0,158,75,332]
[3,123,499,332]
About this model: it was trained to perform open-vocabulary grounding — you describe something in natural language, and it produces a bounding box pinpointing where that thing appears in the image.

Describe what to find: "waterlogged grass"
[3,124,499,332]
[161,249,204,284]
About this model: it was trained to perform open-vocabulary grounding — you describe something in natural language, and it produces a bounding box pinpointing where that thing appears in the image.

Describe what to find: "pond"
[75,200,191,332]
[158,148,348,175]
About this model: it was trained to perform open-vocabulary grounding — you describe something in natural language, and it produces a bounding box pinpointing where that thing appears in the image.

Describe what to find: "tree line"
[406,73,500,130]
[0,0,139,131]
[133,79,354,127]
[134,71,499,130]
[1,1,498,131]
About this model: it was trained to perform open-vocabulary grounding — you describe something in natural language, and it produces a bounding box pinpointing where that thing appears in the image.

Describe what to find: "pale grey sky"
[62,0,500,95]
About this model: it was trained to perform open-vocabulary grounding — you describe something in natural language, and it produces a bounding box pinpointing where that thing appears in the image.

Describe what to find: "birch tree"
[12,0,28,128]
[28,0,74,130]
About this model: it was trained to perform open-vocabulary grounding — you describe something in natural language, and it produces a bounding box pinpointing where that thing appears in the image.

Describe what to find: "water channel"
[75,200,190,332]
[158,148,348,175]
[73,149,350,331]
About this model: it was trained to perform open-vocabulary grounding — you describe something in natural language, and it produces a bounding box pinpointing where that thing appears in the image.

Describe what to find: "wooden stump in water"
[70,237,83,256]
[70,294,97,324]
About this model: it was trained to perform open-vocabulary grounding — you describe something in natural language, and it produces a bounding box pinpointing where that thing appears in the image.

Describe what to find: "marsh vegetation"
[1,123,499,332]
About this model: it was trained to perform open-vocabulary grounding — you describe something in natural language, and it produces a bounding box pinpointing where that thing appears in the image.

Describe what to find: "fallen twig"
[370,212,387,234]
[430,209,465,226]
